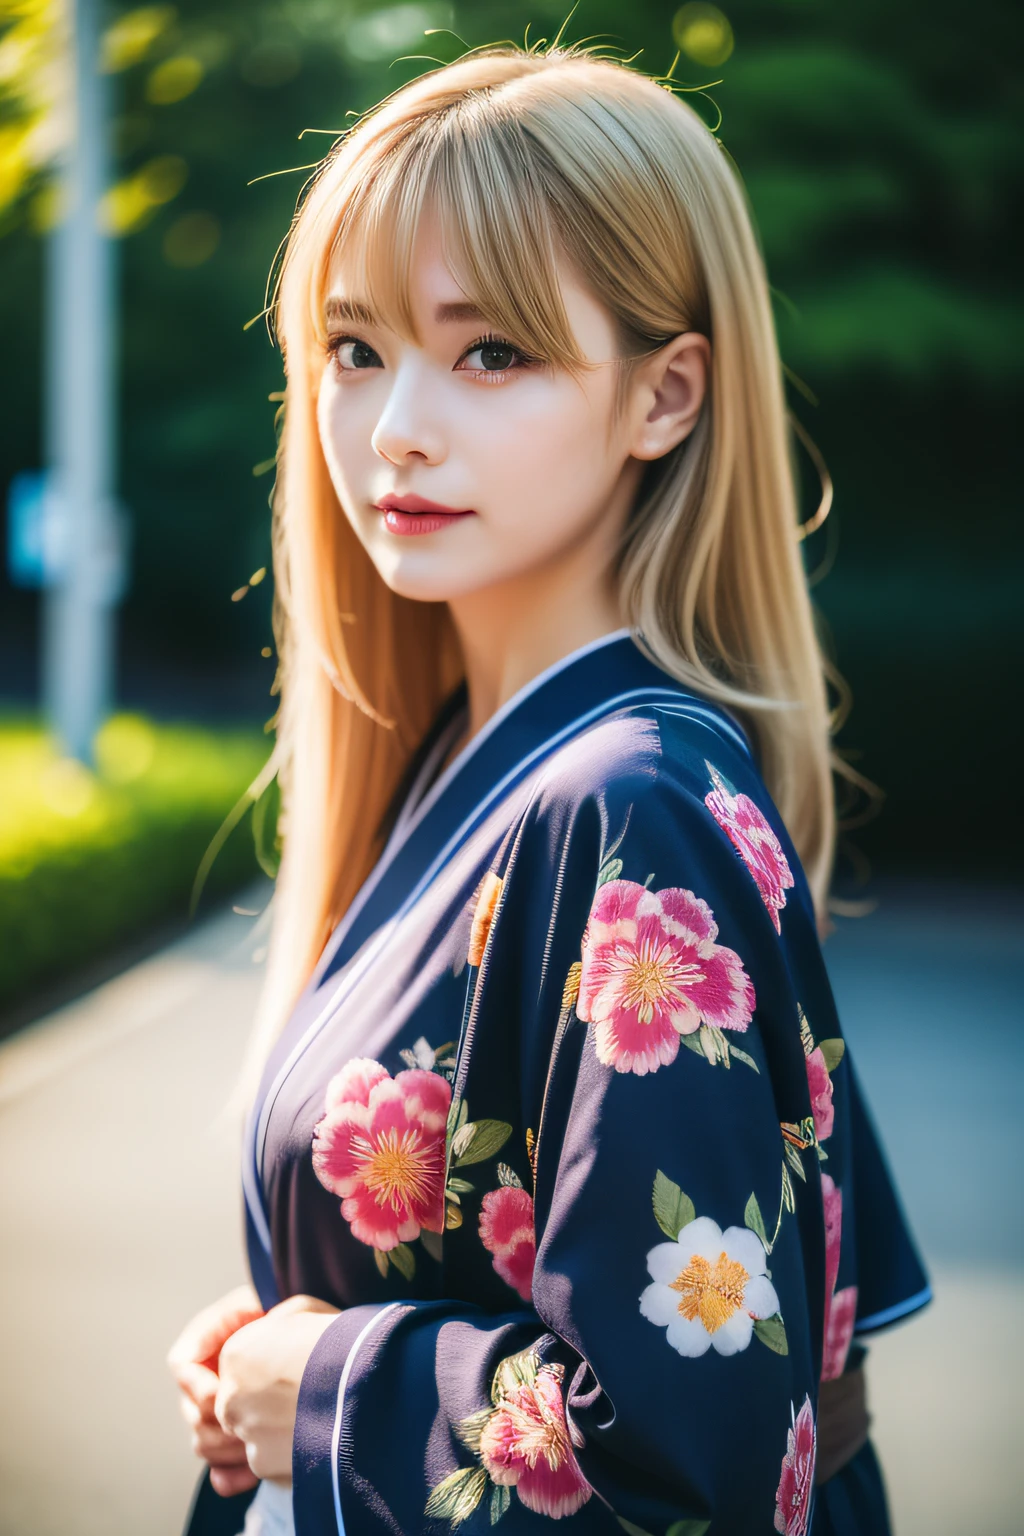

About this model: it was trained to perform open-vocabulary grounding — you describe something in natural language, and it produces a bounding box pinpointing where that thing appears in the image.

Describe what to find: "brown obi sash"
[815,1365,871,1485]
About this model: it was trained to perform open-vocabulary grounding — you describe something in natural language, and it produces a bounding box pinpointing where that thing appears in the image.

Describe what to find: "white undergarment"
[237,1480,296,1536]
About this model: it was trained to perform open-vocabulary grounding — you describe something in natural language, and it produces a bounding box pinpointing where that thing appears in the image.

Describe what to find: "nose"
[371,358,447,467]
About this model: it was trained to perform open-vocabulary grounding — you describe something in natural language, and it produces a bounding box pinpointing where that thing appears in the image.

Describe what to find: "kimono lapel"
[317,630,749,986]
[244,629,751,1289]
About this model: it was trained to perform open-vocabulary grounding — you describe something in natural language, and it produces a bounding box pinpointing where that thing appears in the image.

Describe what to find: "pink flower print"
[806,1047,835,1143]
[324,1057,389,1113]
[479,1186,536,1301]
[823,1286,858,1383]
[478,1363,592,1519]
[774,1395,816,1535]
[705,765,794,933]
[821,1172,842,1308]
[312,1058,450,1251]
[577,879,755,1075]
[820,1172,857,1381]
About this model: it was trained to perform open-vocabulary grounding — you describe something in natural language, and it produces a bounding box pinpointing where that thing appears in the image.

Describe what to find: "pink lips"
[374,493,476,537]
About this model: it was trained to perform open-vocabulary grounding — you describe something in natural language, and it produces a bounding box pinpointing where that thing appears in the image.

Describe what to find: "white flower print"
[640,1215,780,1357]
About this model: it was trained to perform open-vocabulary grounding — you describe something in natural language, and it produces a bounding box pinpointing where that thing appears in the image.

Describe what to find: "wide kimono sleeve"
[292,719,871,1536]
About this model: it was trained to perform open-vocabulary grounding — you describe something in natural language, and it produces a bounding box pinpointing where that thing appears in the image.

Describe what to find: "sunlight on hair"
[246,40,840,1081]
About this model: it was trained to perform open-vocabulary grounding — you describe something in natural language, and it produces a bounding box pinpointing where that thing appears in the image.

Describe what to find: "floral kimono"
[188,630,929,1536]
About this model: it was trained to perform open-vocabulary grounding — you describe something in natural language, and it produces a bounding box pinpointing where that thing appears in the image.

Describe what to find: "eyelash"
[324,334,375,371]
[325,331,536,383]
[460,332,536,384]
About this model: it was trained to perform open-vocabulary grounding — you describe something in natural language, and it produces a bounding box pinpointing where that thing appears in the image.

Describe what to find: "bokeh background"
[0,3,1021,1534]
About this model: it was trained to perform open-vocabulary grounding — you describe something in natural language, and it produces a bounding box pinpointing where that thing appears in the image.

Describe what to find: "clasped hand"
[168,1286,339,1493]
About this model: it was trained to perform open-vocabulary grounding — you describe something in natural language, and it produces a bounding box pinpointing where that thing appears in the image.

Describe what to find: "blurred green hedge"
[0,714,268,1010]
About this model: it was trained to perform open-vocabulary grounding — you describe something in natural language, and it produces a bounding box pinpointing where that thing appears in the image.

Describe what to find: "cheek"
[462,383,618,526]
[317,375,374,492]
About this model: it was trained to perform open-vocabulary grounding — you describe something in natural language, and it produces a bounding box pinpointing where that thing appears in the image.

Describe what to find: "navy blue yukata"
[187,630,929,1536]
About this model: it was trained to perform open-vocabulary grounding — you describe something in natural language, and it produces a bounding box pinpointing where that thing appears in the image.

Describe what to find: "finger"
[193,1429,249,1464]
[213,1383,238,1438]
[269,1293,340,1320]
[177,1380,223,1426]
[209,1464,259,1498]
[167,1288,266,1375]
[193,1423,250,1463]
[201,1291,267,1360]
[171,1359,220,1407]
[242,1440,274,1483]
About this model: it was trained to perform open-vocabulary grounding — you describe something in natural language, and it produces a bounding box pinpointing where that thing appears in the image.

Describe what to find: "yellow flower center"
[621,939,703,1024]
[670,1250,750,1333]
[496,1390,568,1471]
[353,1128,433,1213]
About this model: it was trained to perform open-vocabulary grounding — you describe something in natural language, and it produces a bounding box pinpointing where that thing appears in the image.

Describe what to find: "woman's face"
[316,212,649,605]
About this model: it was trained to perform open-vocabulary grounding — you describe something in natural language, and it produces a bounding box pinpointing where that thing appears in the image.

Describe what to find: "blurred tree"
[1,0,1021,872]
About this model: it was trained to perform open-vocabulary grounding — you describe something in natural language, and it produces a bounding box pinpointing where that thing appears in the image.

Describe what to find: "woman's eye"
[330,337,382,371]
[460,338,522,374]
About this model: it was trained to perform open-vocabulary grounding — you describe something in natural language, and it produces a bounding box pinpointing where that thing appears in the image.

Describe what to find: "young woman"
[168,44,930,1536]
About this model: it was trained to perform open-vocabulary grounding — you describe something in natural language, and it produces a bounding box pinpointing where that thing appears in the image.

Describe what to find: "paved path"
[0,882,1020,1535]
[0,897,265,1536]
[824,884,1024,1535]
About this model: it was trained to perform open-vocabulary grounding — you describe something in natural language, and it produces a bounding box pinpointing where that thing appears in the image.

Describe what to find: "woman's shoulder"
[518,695,810,935]
[528,693,767,824]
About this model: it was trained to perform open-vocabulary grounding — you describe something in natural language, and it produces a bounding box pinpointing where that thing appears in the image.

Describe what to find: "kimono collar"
[314,628,748,991]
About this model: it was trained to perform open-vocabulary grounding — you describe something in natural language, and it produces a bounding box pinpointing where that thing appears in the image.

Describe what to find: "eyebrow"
[434,300,487,323]
[323,296,487,327]
[324,297,375,326]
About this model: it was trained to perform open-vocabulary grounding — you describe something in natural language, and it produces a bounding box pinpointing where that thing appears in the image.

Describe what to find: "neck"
[446,547,626,746]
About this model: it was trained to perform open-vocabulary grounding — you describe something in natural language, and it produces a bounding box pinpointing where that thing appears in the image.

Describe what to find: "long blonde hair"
[256,44,837,1060]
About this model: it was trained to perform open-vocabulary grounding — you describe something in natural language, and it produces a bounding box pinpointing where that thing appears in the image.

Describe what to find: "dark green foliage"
[1,0,1020,876]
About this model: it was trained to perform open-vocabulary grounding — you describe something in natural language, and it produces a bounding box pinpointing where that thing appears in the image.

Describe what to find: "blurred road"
[825,884,1024,1535]
[0,881,1021,1536]
[0,894,267,1536]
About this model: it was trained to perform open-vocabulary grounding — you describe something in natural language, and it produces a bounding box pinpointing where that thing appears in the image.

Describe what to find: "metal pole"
[42,0,121,763]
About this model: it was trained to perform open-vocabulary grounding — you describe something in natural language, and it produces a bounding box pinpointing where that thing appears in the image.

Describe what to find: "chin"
[370,549,491,605]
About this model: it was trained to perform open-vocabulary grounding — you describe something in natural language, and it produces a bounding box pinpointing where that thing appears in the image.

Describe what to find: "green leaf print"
[388,1242,415,1281]
[753,1314,789,1355]
[424,1466,489,1523]
[652,1170,696,1240]
[744,1192,768,1247]
[452,1119,513,1166]
[489,1483,511,1523]
[819,1038,846,1074]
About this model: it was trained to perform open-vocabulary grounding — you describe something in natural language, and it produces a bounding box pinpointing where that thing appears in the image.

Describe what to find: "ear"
[627,332,711,462]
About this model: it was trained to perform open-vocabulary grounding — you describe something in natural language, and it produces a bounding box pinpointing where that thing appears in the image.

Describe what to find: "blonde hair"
[255,44,837,1062]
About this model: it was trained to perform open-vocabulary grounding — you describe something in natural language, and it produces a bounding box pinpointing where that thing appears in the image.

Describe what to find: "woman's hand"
[213,1293,341,1487]
[167,1284,267,1497]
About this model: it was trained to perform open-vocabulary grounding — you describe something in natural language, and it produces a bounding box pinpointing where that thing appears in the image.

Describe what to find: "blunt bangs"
[310,99,590,373]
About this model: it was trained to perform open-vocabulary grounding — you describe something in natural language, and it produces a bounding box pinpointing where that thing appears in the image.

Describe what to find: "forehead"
[314,186,590,369]
[322,211,488,335]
